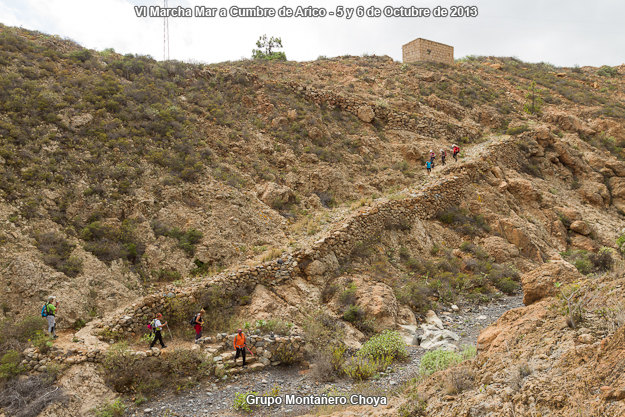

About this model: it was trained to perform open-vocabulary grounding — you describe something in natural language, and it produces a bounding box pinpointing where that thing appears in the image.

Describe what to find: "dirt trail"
[125,294,523,417]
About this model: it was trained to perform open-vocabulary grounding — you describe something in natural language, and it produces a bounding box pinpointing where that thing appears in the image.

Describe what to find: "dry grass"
[0,374,67,417]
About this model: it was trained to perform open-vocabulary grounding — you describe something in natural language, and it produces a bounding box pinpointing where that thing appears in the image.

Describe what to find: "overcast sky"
[1,0,624,67]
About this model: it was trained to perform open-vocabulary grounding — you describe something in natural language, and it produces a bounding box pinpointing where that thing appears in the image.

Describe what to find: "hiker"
[440,148,447,165]
[43,296,58,339]
[425,160,432,175]
[452,144,460,161]
[192,309,205,343]
[429,149,436,165]
[233,328,247,367]
[150,313,167,349]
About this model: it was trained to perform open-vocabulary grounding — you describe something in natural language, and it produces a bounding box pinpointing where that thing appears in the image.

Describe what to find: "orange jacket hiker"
[234,331,246,349]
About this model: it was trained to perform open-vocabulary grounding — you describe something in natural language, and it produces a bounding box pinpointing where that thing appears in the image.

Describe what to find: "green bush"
[81,220,145,265]
[342,304,365,323]
[95,399,126,417]
[253,319,293,335]
[339,282,357,306]
[0,316,45,361]
[303,310,345,351]
[598,65,618,77]
[357,330,408,362]
[562,249,613,275]
[150,221,203,256]
[506,124,530,135]
[617,233,625,255]
[494,276,520,295]
[419,346,476,376]
[273,344,296,365]
[31,331,53,354]
[342,355,390,381]
[0,350,24,379]
[233,391,259,412]
[395,280,433,314]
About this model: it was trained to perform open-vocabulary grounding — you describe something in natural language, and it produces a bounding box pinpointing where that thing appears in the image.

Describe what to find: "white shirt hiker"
[152,319,163,330]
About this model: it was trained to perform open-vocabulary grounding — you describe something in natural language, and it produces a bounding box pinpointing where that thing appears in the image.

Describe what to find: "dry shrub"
[509,361,532,391]
[0,374,67,417]
[444,366,475,395]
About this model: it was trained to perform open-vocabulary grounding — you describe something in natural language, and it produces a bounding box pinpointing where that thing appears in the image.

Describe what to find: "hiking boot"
[161,345,167,348]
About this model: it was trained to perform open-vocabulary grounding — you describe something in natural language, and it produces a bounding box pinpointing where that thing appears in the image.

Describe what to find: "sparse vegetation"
[418,345,476,376]
[561,248,614,275]
[95,399,126,417]
[356,330,408,362]
[436,207,490,236]
[35,232,82,277]
[0,374,67,417]
[151,220,203,256]
[101,342,214,394]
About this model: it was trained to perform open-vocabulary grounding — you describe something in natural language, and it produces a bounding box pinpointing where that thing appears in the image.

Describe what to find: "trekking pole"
[165,323,173,341]
[245,345,254,356]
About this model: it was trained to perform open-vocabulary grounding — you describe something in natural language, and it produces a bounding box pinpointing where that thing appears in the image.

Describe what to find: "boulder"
[257,182,296,208]
[521,260,583,305]
[606,160,625,177]
[555,207,581,222]
[481,236,520,263]
[496,218,542,261]
[608,177,625,211]
[543,111,595,136]
[570,220,591,236]
[579,181,610,207]
[357,281,399,329]
[506,178,540,202]
[571,235,599,252]
[357,105,375,123]
[418,311,460,351]
[397,305,417,326]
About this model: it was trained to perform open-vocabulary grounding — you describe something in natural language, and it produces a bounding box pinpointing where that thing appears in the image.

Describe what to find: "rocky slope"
[1,23,625,417]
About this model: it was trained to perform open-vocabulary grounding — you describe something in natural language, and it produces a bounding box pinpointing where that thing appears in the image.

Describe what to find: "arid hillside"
[1,23,625,417]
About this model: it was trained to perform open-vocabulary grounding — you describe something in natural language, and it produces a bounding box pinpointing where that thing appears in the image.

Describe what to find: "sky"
[0,0,624,67]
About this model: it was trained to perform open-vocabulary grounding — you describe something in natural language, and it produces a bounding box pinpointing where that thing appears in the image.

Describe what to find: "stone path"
[125,294,523,417]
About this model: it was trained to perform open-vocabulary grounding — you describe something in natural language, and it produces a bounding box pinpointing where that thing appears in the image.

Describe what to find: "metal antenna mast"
[163,0,170,60]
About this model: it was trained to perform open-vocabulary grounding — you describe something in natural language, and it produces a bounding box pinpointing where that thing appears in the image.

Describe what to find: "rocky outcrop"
[257,182,296,208]
[418,310,460,351]
[521,260,582,305]
[356,105,375,123]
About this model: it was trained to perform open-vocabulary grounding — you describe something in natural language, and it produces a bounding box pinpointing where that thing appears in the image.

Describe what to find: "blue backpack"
[41,302,49,317]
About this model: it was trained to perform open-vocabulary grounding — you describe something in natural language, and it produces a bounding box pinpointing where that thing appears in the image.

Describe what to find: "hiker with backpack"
[149,313,167,349]
[429,149,436,166]
[41,296,59,339]
[452,144,460,161]
[191,309,205,343]
[425,160,432,175]
[233,328,247,367]
[440,148,447,166]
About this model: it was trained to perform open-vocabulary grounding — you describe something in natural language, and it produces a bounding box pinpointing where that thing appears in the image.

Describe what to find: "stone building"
[402,38,454,65]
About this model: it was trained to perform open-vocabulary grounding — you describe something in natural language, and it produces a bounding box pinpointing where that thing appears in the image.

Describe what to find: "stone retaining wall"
[284,81,475,139]
[22,332,304,376]
[99,137,522,338]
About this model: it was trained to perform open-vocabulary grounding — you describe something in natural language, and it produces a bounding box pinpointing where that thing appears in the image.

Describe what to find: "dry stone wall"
[285,81,476,140]
[99,138,522,338]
